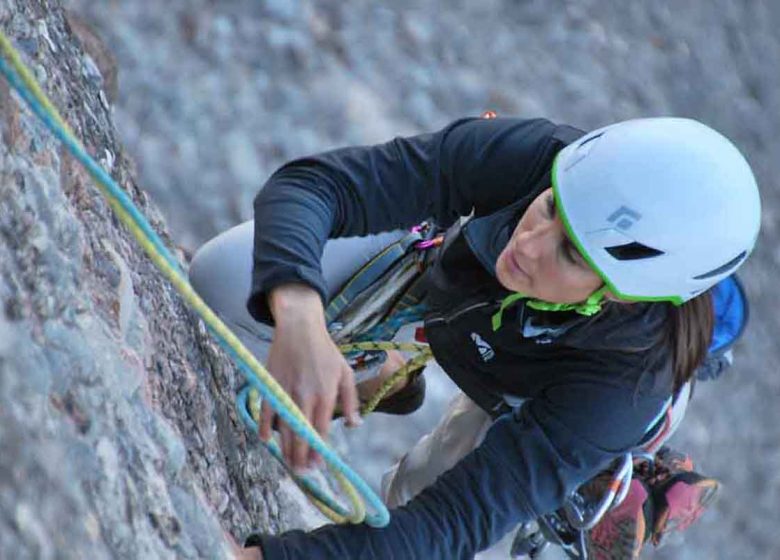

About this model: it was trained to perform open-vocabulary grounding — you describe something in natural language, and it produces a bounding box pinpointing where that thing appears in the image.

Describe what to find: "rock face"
[4,1,780,559]
[0,2,317,558]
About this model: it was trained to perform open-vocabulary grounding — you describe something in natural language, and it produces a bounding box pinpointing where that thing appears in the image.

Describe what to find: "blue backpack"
[699,274,749,380]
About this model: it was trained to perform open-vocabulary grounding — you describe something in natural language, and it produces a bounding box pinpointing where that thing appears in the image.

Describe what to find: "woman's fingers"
[290,397,316,472]
[258,381,338,472]
[259,395,275,442]
[257,315,363,475]
[279,419,293,466]
[235,548,263,560]
[339,366,361,428]
[307,396,335,468]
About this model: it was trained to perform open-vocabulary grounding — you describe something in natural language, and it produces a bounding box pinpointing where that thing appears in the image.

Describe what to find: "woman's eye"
[547,193,582,266]
[546,195,556,218]
[563,240,581,266]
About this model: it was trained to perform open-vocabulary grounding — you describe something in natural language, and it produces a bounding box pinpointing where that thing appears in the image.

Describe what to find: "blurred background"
[64,1,780,558]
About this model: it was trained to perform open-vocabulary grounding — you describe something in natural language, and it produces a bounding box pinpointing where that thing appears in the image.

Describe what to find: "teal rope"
[0,50,388,526]
[0,57,184,276]
[235,387,350,517]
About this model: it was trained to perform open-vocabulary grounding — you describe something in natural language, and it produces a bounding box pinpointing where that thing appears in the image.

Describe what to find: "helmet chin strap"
[492,286,608,332]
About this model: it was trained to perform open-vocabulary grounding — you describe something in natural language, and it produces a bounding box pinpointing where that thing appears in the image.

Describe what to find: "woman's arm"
[248,117,559,323]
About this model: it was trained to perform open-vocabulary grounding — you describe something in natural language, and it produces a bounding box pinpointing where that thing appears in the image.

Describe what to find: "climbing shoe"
[645,447,720,546]
[585,478,650,560]
[371,367,426,415]
[333,366,426,419]
[586,446,720,559]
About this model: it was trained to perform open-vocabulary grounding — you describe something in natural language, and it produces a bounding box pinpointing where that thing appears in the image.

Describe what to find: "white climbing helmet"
[552,117,761,305]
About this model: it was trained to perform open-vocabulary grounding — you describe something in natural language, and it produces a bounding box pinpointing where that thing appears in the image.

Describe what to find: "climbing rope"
[0,31,437,527]
[237,310,434,520]
[340,341,432,416]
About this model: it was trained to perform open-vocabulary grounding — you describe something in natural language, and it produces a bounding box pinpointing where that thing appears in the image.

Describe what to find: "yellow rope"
[359,348,433,416]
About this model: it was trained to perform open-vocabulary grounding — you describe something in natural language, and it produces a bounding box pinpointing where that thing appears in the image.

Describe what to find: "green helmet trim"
[491,286,608,332]
[551,154,685,307]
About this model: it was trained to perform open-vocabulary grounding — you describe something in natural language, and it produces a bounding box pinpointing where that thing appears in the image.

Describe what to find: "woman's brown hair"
[667,292,714,392]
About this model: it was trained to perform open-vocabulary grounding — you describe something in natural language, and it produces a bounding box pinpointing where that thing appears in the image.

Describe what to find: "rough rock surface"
[3,0,780,559]
[0,2,323,559]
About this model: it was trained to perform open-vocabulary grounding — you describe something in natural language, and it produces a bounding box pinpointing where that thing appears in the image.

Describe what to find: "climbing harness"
[0,31,439,527]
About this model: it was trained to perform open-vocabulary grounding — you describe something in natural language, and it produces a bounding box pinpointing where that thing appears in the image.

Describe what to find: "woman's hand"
[234,547,263,560]
[262,284,361,472]
[225,529,263,560]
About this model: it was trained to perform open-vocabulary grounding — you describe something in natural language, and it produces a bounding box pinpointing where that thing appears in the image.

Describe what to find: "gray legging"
[188,219,405,364]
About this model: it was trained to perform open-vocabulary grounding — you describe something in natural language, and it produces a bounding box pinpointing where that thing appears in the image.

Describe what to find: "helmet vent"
[605,242,664,261]
[693,251,747,280]
[578,132,604,148]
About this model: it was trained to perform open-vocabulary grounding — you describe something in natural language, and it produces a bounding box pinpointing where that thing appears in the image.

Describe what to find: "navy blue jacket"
[247,117,673,559]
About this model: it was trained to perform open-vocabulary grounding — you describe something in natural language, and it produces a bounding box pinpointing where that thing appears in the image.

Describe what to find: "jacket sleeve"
[248,117,558,323]
[253,381,664,559]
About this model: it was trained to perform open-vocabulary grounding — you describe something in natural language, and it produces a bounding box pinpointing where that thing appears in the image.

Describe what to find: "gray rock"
[1,2,312,558]
[4,0,780,558]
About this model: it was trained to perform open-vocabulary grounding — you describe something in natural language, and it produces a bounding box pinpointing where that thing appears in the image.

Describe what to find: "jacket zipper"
[427,296,527,334]
[427,300,495,326]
